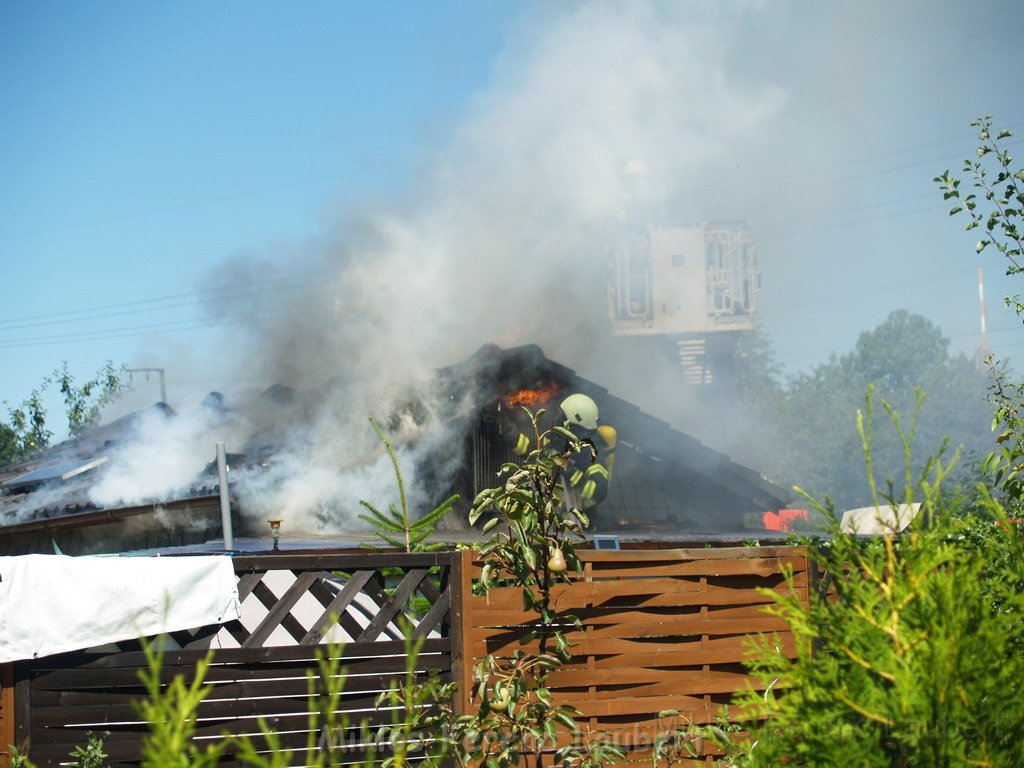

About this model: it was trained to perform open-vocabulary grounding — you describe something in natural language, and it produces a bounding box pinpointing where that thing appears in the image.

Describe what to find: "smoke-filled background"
[2,1,1023,526]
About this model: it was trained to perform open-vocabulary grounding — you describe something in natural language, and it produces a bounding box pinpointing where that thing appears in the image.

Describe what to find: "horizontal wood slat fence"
[6,546,809,767]
[463,546,808,765]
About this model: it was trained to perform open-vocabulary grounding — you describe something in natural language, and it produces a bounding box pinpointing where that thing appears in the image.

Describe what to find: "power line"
[0,284,339,349]
[0,159,409,241]
[771,313,1024,371]
[0,318,223,349]
[762,202,949,240]
[837,121,1024,167]
[763,267,980,314]
[0,268,332,331]
[0,258,1002,349]
[836,138,1024,183]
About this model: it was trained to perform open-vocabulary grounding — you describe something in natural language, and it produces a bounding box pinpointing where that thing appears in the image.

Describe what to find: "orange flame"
[504,382,562,408]
[762,509,808,532]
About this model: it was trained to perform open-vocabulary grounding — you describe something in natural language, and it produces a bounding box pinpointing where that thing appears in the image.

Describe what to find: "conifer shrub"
[736,388,1024,767]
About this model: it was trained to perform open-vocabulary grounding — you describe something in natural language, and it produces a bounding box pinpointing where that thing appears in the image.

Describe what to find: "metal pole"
[978,267,990,365]
[127,368,167,404]
[216,442,234,551]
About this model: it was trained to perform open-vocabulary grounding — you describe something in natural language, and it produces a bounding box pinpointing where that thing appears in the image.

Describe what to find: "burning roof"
[0,344,790,555]
[436,344,791,532]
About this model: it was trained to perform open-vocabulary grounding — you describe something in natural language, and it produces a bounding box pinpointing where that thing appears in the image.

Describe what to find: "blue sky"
[1,1,521,408]
[2,1,1024,445]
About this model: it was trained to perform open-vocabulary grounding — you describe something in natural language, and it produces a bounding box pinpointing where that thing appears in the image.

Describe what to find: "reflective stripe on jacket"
[512,424,616,507]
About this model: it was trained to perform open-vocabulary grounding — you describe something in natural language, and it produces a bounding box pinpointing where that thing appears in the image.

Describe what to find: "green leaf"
[512,521,528,548]
[472,487,496,506]
[551,426,579,442]
[543,719,557,744]
[522,542,537,571]
[552,710,577,731]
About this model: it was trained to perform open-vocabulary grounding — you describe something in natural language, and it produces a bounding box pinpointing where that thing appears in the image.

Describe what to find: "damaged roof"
[0,344,791,554]
[0,404,222,516]
[438,344,791,532]
[0,404,225,553]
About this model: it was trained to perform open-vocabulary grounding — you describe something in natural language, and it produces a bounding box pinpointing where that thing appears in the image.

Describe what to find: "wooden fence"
[9,552,464,768]
[463,546,807,763]
[5,546,808,766]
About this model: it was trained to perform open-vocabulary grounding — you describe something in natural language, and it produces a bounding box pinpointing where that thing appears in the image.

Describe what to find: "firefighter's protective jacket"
[511,421,617,508]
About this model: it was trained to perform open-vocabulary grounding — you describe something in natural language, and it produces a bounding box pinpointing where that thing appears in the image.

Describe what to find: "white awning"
[0,554,240,663]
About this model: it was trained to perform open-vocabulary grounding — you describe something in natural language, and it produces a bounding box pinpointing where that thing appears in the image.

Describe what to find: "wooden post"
[12,663,29,763]
[0,663,13,766]
[449,548,475,716]
[805,546,825,655]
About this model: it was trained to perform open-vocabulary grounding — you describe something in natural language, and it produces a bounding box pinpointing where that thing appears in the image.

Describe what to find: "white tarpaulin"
[0,554,241,663]
[840,503,922,535]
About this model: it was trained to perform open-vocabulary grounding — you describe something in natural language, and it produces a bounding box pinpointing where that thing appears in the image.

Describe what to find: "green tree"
[54,361,128,438]
[0,362,128,467]
[358,417,457,552]
[733,324,785,405]
[753,311,991,510]
[739,392,1024,768]
[0,423,17,467]
[3,387,51,464]
[717,325,787,477]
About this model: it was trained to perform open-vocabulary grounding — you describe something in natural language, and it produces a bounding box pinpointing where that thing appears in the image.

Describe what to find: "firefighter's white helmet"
[560,393,599,431]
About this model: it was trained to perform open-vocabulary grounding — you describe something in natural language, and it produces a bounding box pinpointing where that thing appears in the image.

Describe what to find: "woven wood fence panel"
[461,546,809,764]
[15,551,463,768]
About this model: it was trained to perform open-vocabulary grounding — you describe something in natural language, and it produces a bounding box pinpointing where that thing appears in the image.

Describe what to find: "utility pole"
[128,367,167,404]
[978,267,991,367]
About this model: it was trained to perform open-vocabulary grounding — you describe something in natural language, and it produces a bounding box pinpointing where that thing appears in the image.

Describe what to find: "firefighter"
[510,393,616,510]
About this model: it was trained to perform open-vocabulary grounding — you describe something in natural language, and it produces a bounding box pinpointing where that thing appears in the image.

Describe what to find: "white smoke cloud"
[95,2,790,532]
[88,402,241,508]
[231,412,461,533]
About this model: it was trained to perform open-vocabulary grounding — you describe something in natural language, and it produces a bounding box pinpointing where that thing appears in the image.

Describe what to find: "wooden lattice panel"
[194,562,447,649]
[16,551,462,768]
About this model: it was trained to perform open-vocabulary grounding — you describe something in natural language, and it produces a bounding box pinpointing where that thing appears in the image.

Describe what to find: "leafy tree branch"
[1,361,129,467]
[936,115,1024,311]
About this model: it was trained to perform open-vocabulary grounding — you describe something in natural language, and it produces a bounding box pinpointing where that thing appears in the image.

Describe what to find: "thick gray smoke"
[214,4,785,380]
[97,3,791,531]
